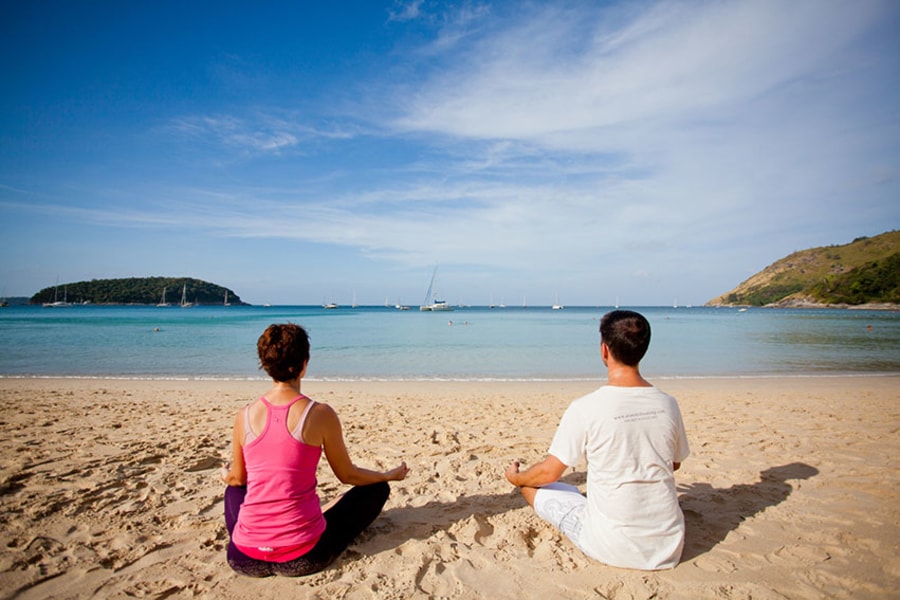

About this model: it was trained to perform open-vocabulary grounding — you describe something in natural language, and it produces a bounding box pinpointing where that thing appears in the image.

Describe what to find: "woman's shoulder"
[305,400,340,427]
[307,399,336,417]
[233,399,256,420]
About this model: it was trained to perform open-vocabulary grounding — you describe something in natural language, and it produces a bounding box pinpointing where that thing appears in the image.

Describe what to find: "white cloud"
[395,0,883,142]
[379,1,896,247]
[388,0,425,23]
[169,114,300,154]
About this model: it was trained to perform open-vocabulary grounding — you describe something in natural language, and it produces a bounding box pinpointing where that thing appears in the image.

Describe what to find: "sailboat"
[551,292,564,310]
[157,287,171,307]
[223,290,231,306]
[180,284,193,308]
[43,282,72,307]
[419,264,453,311]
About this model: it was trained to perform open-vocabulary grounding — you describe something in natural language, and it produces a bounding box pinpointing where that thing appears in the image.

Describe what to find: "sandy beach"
[0,376,897,599]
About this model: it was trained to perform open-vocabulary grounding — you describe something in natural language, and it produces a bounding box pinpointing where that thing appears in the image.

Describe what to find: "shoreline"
[5,300,899,309]
[706,301,900,310]
[2,371,898,382]
[1,376,897,598]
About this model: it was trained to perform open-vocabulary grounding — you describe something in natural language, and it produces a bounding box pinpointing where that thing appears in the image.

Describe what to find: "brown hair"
[257,323,310,381]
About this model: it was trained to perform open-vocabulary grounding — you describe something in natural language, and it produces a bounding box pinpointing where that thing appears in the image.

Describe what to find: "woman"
[221,323,409,577]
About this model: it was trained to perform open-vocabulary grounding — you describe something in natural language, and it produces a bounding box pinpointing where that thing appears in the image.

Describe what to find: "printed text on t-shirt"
[615,409,665,423]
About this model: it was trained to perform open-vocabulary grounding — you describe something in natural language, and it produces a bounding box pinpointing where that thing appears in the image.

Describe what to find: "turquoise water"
[0,305,897,380]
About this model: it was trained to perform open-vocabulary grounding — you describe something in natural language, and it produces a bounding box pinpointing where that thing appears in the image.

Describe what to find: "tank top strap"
[243,402,256,445]
[246,396,309,444]
[259,395,305,412]
[289,398,317,444]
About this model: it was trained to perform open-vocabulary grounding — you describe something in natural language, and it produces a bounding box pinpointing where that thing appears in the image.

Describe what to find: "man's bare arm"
[505,455,568,488]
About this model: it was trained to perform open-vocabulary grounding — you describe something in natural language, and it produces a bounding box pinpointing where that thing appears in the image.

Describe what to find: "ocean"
[0,305,897,380]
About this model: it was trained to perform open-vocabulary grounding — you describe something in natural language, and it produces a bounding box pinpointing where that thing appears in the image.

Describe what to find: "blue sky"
[2,0,898,306]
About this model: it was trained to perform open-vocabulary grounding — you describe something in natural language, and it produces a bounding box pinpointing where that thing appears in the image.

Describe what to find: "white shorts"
[533,482,586,549]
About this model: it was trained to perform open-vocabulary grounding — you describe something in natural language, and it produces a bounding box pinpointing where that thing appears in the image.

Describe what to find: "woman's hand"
[220,460,247,486]
[385,462,410,481]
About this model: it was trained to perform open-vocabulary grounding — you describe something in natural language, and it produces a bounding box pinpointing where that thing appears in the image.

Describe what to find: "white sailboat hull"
[419,265,453,312]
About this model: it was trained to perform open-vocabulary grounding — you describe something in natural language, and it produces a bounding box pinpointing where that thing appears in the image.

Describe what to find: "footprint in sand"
[691,553,738,573]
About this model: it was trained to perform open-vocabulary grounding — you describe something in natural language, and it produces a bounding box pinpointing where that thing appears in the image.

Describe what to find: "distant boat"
[157,287,171,307]
[419,264,453,312]
[223,290,231,306]
[395,297,410,310]
[323,302,339,309]
[43,282,72,307]
[180,284,193,308]
[552,293,564,310]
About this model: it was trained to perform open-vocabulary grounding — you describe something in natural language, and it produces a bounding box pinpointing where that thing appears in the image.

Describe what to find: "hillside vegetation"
[30,277,247,306]
[706,231,899,307]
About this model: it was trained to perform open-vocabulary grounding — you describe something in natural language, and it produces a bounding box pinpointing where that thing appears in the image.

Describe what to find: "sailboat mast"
[423,266,436,306]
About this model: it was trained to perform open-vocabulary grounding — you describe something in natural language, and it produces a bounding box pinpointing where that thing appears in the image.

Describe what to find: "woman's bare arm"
[220,410,248,486]
[314,404,409,486]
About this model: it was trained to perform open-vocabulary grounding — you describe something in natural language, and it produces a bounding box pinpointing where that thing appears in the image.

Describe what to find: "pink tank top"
[232,396,326,561]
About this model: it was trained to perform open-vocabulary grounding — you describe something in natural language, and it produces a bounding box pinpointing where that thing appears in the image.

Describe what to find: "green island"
[29,277,248,306]
[706,230,899,308]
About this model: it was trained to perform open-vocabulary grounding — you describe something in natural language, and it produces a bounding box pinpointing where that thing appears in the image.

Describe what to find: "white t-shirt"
[549,385,690,570]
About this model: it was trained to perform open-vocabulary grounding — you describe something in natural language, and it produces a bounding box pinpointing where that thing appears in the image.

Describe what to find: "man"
[505,310,690,570]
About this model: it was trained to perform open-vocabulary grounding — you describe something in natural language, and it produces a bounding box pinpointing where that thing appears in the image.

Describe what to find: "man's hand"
[505,461,521,486]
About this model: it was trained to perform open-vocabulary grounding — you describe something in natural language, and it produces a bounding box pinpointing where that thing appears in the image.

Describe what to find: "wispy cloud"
[169,114,298,153]
[395,1,884,142]
[388,0,425,23]
[378,1,899,250]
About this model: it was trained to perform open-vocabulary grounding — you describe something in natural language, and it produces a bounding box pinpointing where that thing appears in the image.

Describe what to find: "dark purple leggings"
[224,482,390,577]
